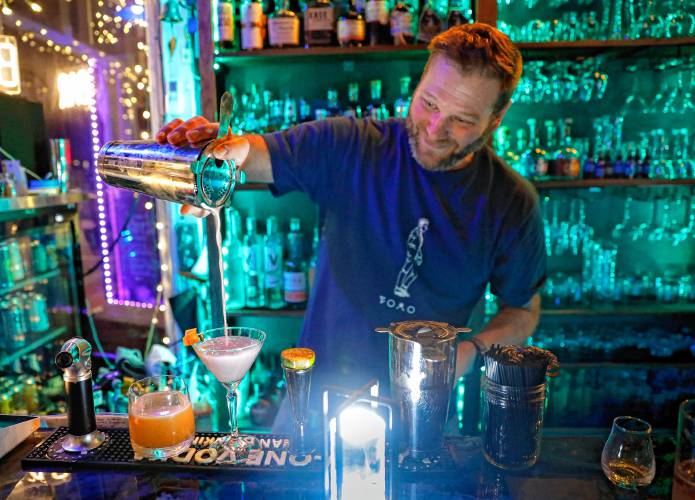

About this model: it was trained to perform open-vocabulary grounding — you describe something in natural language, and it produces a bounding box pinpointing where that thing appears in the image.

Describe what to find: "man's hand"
[156,117,254,217]
[156,116,220,149]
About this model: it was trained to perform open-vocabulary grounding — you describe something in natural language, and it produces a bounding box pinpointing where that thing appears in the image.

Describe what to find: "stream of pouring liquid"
[202,204,228,330]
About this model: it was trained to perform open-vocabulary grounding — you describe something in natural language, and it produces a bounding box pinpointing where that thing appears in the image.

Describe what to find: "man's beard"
[405,115,493,172]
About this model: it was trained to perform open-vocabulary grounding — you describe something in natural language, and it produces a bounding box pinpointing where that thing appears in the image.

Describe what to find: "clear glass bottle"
[264,216,286,309]
[446,0,471,28]
[390,0,415,45]
[218,0,237,50]
[344,82,363,118]
[337,0,366,46]
[240,0,265,50]
[326,89,341,116]
[283,218,308,309]
[269,0,301,48]
[366,0,392,45]
[393,76,411,118]
[521,118,547,179]
[308,225,319,295]
[304,0,336,46]
[553,118,581,178]
[243,217,265,308]
[223,208,246,310]
[417,0,443,43]
[367,79,388,120]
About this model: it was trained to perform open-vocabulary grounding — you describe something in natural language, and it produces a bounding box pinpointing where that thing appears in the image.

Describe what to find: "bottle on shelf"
[240,0,265,50]
[243,217,265,308]
[308,225,319,295]
[542,119,557,178]
[268,0,301,48]
[367,79,389,120]
[218,0,237,50]
[393,76,411,118]
[283,94,298,127]
[446,0,472,28]
[283,218,308,309]
[337,0,366,47]
[390,0,415,45]
[264,216,286,310]
[344,82,363,118]
[223,208,246,310]
[520,118,547,179]
[552,118,581,179]
[326,89,341,116]
[366,0,392,45]
[416,0,443,43]
[304,0,337,47]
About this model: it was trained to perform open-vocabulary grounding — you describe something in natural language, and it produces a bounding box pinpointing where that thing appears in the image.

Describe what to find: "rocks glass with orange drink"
[128,375,195,459]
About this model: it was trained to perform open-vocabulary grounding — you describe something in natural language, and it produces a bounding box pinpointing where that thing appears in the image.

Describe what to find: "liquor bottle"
[553,118,581,178]
[543,119,557,178]
[218,0,237,50]
[390,0,415,45]
[283,93,298,127]
[582,149,596,179]
[223,208,246,310]
[264,216,285,309]
[326,89,341,116]
[366,0,392,45]
[367,79,389,120]
[624,143,637,179]
[304,0,336,46]
[337,0,366,46]
[417,0,442,43]
[520,118,547,179]
[344,82,363,118]
[393,76,411,118]
[269,0,301,48]
[446,0,471,28]
[240,0,265,50]
[283,218,308,309]
[308,225,319,295]
[243,217,265,308]
[593,149,606,179]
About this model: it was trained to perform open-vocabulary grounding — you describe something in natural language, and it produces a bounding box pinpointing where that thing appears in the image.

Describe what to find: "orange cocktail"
[128,376,195,459]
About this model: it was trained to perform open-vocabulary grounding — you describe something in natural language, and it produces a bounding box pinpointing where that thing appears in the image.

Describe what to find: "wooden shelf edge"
[214,37,695,63]
[227,309,306,318]
[533,178,695,189]
[542,305,695,316]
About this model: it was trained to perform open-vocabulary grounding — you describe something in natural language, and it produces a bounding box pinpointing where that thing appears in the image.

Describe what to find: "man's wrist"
[462,336,489,360]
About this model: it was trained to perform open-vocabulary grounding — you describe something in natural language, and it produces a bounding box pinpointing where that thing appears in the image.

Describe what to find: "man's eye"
[422,98,436,110]
[454,117,473,125]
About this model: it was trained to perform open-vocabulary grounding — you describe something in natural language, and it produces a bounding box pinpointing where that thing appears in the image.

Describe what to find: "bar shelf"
[542,304,695,316]
[215,37,695,66]
[0,326,68,369]
[227,308,306,319]
[0,269,61,297]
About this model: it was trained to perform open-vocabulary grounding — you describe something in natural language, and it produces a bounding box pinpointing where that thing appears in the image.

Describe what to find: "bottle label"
[241,25,264,50]
[241,2,264,25]
[264,248,281,273]
[306,7,335,31]
[265,274,282,289]
[390,11,413,36]
[218,4,235,41]
[284,272,307,302]
[338,19,366,43]
[269,17,300,46]
[366,1,389,24]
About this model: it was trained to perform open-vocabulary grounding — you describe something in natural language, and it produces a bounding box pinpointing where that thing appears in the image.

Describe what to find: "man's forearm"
[475,294,541,348]
[243,134,274,183]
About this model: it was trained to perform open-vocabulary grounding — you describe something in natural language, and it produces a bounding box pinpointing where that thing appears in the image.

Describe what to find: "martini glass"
[193,326,266,462]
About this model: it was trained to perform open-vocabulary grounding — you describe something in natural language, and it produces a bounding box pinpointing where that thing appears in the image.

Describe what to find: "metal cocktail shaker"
[55,338,106,452]
[376,321,470,469]
[96,92,241,209]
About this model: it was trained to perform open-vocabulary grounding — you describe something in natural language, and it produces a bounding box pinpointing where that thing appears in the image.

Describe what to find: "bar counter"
[0,424,676,499]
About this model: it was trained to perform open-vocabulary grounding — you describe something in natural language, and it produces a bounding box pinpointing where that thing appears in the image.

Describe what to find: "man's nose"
[426,113,447,139]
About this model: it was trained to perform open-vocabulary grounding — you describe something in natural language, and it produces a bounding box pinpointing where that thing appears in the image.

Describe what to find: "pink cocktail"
[192,327,266,463]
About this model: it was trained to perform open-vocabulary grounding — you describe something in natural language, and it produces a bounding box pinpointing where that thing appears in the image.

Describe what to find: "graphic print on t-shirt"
[393,218,429,298]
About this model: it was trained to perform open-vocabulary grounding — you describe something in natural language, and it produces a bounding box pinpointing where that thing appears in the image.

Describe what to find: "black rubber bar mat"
[21,427,322,476]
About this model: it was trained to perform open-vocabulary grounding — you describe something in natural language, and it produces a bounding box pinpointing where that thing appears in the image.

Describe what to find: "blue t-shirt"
[263,117,546,389]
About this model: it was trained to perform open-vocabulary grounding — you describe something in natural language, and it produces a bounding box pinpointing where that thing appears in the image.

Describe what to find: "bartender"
[158,24,546,398]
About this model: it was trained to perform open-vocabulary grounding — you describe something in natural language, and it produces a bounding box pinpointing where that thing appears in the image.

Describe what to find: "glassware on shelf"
[673,400,695,500]
[601,416,656,490]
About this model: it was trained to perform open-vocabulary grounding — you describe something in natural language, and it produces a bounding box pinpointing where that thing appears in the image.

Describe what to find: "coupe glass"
[193,326,266,462]
[601,416,655,490]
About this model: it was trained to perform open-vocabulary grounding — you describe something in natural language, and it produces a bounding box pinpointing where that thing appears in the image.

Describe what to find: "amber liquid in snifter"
[128,376,195,459]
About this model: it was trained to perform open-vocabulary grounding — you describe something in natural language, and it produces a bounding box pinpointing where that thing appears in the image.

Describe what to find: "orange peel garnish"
[281,347,315,370]
[183,328,204,347]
